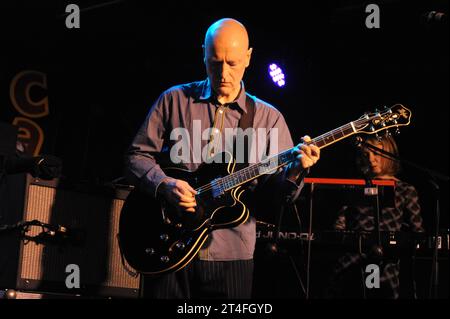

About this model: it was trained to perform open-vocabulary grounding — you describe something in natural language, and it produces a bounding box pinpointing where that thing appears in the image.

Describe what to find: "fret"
[342,125,354,136]
[250,166,258,179]
[333,128,344,140]
[324,134,335,143]
[313,138,325,148]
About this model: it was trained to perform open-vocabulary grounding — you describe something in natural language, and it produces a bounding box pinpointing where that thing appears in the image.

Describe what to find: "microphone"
[43,223,69,237]
[1,154,62,180]
[26,220,85,246]
[353,136,372,178]
[353,136,363,148]
[42,224,86,246]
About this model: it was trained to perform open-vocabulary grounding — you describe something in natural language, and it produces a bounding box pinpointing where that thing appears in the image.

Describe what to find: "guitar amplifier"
[1,175,140,298]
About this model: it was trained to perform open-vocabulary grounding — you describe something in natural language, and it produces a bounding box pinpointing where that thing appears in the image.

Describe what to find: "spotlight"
[268,63,285,87]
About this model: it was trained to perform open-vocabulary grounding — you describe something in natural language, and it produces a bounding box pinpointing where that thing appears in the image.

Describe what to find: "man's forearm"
[125,152,168,197]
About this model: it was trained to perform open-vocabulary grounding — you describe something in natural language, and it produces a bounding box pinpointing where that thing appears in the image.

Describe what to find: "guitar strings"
[194,112,397,194]
[194,120,358,194]
[194,118,367,194]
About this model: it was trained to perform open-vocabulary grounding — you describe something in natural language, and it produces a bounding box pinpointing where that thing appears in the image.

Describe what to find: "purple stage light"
[269,63,285,87]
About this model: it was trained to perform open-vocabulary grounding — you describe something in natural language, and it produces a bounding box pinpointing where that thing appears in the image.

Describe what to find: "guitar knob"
[160,234,169,241]
[160,256,170,263]
[394,128,401,135]
[175,242,186,250]
[145,248,155,255]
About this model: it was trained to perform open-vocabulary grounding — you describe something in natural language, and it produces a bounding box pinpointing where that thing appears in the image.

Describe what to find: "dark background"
[1,0,448,297]
[3,0,447,229]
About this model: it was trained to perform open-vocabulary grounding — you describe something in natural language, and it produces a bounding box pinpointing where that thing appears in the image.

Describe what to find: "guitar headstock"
[353,104,411,136]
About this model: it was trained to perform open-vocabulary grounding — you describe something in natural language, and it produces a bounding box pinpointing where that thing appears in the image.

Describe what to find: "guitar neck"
[221,121,358,191]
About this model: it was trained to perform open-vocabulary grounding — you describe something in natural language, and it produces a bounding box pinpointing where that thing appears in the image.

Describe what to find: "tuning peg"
[376,133,383,141]
[394,128,401,135]
[386,129,391,136]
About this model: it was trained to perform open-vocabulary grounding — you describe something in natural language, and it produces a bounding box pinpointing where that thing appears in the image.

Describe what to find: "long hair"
[356,135,401,177]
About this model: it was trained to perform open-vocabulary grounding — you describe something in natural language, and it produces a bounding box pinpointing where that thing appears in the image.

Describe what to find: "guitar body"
[118,152,249,275]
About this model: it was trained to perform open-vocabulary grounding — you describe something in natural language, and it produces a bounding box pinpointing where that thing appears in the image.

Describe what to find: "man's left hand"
[286,135,320,182]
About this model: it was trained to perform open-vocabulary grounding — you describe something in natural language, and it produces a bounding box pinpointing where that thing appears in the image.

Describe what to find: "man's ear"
[245,47,253,67]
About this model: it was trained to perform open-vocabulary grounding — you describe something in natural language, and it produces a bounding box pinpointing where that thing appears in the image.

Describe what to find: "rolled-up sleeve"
[124,91,170,197]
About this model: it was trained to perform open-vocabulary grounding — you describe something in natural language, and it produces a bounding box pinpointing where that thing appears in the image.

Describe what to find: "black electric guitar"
[118,104,411,275]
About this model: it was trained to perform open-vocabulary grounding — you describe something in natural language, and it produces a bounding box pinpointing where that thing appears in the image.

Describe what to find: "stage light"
[269,63,285,87]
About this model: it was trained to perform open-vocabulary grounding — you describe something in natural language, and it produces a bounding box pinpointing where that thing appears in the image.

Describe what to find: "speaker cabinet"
[12,175,140,298]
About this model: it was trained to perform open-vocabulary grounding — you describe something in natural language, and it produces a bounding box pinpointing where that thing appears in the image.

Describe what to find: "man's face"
[204,39,252,102]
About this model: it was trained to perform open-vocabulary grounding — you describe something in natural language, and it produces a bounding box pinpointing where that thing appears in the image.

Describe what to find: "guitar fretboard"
[220,122,358,191]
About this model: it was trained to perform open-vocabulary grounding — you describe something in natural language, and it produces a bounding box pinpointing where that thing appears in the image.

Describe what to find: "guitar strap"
[240,94,255,130]
[233,94,255,166]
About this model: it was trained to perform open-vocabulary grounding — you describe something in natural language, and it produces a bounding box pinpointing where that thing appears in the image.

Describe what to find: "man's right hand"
[157,177,197,213]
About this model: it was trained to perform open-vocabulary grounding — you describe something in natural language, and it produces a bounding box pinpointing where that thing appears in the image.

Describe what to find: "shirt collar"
[198,78,247,113]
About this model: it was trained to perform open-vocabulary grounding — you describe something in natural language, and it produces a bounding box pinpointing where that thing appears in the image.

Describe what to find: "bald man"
[203,18,252,105]
[125,18,320,299]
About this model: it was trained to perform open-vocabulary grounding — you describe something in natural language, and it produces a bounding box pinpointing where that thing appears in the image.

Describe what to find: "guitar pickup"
[210,178,225,198]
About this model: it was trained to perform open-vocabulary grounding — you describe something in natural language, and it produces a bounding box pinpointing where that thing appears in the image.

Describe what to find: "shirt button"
[214,128,220,133]
[218,109,224,114]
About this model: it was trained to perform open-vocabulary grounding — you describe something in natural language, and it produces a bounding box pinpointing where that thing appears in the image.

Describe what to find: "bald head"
[203,18,253,104]
[204,18,249,51]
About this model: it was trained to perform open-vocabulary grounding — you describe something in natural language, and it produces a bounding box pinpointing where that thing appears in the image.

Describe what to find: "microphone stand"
[357,137,449,299]
[363,175,384,264]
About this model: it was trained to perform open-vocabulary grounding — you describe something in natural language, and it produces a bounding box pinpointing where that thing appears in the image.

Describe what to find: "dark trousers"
[142,259,254,299]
